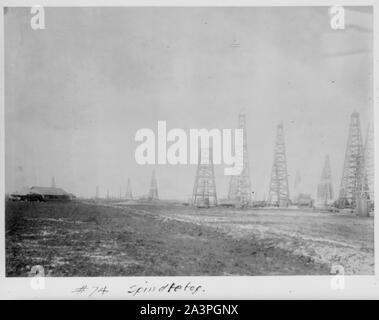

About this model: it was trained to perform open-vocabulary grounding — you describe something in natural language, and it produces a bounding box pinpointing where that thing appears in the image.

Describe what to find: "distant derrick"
[293,170,302,202]
[363,122,374,204]
[95,186,99,199]
[125,178,133,200]
[192,147,217,207]
[293,170,301,191]
[337,112,368,209]
[51,177,56,188]
[317,155,334,206]
[228,113,252,207]
[268,123,290,207]
[148,170,159,200]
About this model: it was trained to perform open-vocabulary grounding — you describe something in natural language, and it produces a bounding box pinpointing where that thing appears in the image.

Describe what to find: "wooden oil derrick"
[192,147,217,207]
[268,123,290,207]
[125,178,133,200]
[148,170,159,200]
[337,112,369,213]
[363,122,374,205]
[228,113,252,207]
[293,169,302,202]
[317,155,334,206]
[51,176,56,188]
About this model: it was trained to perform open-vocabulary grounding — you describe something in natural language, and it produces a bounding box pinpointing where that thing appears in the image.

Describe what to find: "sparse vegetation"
[5,200,372,276]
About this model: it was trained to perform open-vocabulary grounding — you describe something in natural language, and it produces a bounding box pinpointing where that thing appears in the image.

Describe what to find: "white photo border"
[0,0,378,300]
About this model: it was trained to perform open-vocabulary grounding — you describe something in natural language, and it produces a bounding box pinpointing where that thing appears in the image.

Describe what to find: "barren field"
[5,200,374,276]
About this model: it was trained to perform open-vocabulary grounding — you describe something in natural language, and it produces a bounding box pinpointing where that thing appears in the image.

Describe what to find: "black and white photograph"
[0,2,377,300]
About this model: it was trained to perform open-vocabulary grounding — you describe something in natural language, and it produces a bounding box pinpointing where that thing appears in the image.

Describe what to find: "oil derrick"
[337,112,368,209]
[227,113,252,207]
[51,177,56,188]
[294,170,301,191]
[148,170,159,200]
[293,170,301,202]
[107,189,109,199]
[192,147,217,207]
[363,122,374,204]
[268,123,290,207]
[95,186,99,199]
[317,155,334,206]
[125,178,133,200]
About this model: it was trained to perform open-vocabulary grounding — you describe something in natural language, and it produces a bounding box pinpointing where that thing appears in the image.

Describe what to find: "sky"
[5,6,373,200]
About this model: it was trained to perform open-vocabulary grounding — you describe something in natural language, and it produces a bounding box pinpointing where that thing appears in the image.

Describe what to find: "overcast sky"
[5,7,373,199]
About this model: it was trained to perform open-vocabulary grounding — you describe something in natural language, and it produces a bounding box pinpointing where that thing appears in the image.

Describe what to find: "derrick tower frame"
[192,147,217,207]
[338,112,368,208]
[228,113,252,207]
[148,170,159,200]
[317,155,334,205]
[125,178,133,200]
[363,122,374,204]
[268,123,290,207]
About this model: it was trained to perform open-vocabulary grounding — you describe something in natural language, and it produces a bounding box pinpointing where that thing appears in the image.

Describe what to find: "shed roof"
[30,186,69,196]
[12,187,33,196]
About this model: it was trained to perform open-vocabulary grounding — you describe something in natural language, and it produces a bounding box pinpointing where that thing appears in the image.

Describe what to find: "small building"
[29,186,71,201]
[10,187,43,201]
[10,186,72,201]
[294,193,314,208]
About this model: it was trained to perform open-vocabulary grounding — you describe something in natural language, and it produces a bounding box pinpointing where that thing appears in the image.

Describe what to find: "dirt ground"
[109,201,374,275]
[5,200,373,276]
